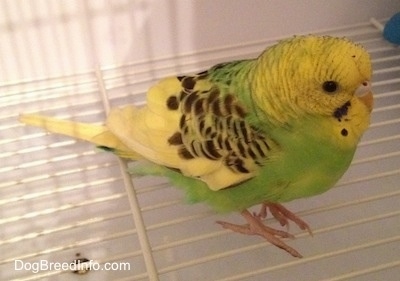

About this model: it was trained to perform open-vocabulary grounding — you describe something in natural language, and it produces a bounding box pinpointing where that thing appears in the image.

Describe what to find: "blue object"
[383,12,400,45]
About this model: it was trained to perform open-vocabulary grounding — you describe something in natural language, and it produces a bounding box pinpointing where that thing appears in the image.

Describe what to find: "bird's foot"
[256,203,313,236]
[217,210,303,258]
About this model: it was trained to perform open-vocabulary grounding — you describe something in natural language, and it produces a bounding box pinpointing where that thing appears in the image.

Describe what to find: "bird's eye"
[322,81,339,93]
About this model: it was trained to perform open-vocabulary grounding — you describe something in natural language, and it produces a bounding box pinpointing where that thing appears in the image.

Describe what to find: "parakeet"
[20,35,373,258]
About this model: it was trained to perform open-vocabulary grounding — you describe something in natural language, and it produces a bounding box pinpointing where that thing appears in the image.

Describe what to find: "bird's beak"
[355,81,374,112]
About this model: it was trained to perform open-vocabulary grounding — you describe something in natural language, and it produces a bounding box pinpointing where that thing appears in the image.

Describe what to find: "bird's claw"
[217,209,303,258]
[217,203,313,258]
[257,203,313,236]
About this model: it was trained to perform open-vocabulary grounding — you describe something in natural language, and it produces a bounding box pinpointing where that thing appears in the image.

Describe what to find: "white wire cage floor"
[1,18,400,281]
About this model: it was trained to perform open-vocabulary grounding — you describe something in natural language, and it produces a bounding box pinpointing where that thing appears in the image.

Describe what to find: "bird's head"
[252,35,373,126]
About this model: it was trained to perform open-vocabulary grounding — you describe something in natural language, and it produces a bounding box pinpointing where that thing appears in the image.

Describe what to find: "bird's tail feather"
[19,114,141,160]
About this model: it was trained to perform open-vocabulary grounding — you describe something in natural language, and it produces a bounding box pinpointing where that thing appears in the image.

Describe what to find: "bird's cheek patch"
[333,101,351,121]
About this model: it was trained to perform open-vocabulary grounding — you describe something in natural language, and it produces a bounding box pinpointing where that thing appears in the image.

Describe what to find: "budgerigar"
[20,35,373,258]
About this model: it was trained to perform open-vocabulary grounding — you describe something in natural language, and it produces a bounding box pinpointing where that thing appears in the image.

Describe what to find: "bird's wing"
[107,73,277,190]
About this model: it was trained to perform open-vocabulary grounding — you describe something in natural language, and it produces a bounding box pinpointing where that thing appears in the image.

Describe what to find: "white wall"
[1,0,399,81]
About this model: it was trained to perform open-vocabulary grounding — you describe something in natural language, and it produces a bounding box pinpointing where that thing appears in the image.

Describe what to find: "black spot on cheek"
[334,101,351,119]
[341,128,348,136]
[166,96,179,110]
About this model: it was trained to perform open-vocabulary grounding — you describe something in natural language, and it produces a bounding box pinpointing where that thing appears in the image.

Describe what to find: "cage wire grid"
[1,7,400,281]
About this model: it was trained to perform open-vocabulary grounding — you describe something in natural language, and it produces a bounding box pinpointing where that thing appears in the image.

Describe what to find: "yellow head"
[252,35,373,125]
